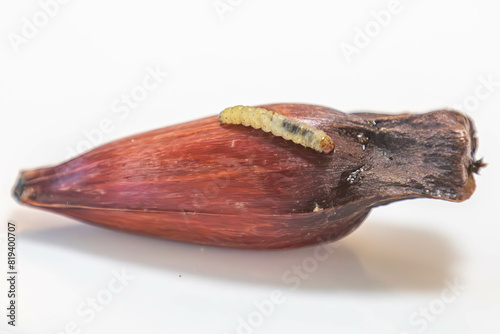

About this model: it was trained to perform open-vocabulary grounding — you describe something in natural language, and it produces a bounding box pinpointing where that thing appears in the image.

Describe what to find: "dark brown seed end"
[470,158,487,174]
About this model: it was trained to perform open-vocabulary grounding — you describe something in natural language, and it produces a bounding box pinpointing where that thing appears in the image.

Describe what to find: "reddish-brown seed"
[13,104,482,249]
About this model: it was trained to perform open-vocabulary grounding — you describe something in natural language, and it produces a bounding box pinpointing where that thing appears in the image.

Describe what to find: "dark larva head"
[320,136,335,154]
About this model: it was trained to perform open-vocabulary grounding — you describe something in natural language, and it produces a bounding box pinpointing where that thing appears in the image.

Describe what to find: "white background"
[1,0,499,333]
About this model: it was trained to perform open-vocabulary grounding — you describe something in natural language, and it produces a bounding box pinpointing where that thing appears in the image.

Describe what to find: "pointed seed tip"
[12,173,25,203]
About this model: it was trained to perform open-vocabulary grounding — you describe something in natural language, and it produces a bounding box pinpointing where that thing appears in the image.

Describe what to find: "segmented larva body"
[219,105,335,154]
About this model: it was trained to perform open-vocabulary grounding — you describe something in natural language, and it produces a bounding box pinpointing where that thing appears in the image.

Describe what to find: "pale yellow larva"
[219,105,335,154]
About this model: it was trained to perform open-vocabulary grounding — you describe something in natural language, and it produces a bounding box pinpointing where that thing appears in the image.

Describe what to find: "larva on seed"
[219,105,335,154]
